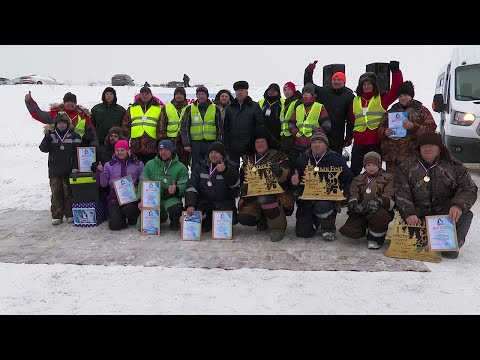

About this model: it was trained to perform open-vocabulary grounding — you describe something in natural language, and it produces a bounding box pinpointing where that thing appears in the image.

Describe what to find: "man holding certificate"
[137,140,189,231]
[378,81,437,174]
[395,132,478,259]
[185,142,240,233]
[97,140,144,230]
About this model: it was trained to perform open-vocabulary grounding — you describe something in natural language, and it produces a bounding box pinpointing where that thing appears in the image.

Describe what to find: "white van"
[432,46,480,163]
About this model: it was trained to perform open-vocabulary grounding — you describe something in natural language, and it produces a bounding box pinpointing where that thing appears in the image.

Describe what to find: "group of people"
[28,60,478,260]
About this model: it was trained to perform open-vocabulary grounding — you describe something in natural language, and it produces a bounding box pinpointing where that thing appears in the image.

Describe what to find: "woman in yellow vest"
[121,86,163,166]
[159,87,190,167]
[180,86,223,168]
[288,83,331,160]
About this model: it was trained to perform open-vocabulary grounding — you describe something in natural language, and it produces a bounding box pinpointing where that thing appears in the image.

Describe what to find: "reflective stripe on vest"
[353,96,385,132]
[295,102,323,138]
[165,103,187,138]
[190,104,217,141]
[280,99,298,137]
[75,116,86,137]
[130,104,162,139]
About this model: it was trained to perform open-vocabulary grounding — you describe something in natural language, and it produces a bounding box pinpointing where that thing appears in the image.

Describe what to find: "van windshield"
[455,64,480,101]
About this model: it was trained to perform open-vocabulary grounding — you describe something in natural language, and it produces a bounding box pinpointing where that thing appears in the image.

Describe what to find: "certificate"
[212,211,233,240]
[141,209,160,236]
[426,215,459,251]
[142,181,161,209]
[112,175,137,206]
[77,147,96,173]
[388,112,408,138]
[181,211,202,241]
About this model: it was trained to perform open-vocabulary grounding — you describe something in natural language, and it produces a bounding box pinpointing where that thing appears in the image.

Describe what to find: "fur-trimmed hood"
[49,102,91,117]
[43,123,75,134]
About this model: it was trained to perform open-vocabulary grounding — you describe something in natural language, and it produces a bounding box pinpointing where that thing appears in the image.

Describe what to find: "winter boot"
[160,211,168,224]
[270,229,285,242]
[66,217,74,224]
[127,218,137,226]
[441,251,459,259]
[256,217,268,231]
[51,218,63,225]
[367,234,385,250]
[169,217,181,231]
[322,232,336,242]
[321,219,336,241]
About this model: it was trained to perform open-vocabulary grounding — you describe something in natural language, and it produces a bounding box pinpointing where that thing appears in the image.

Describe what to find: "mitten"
[269,161,282,177]
[389,60,400,72]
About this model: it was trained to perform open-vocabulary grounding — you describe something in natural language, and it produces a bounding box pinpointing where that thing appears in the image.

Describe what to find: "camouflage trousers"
[237,194,287,230]
[339,208,394,240]
[50,176,73,219]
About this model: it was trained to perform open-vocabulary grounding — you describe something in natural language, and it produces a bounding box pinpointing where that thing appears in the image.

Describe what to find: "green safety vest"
[165,103,187,138]
[130,104,162,139]
[295,102,323,138]
[189,103,217,141]
[353,96,385,132]
[280,99,298,137]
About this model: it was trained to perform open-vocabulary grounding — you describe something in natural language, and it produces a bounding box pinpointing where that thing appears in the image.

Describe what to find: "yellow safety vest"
[165,103,187,138]
[190,103,217,141]
[130,104,162,139]
[295,102,323,138]
[280,99,298,137]
[74,115,86,137]
[353,96,385,132]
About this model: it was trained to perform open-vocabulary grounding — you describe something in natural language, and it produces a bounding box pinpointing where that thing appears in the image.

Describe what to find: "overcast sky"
[0,45,458,90]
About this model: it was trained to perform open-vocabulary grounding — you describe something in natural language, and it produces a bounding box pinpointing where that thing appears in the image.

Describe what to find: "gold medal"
[424,176,430,183]
[252,166,257,173]
[366,188,372,194]
[207,180,212,187]
[314,166,320,172]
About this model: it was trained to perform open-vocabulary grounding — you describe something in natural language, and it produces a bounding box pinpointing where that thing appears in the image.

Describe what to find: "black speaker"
[366,63,390,93]
[323,64,345,87]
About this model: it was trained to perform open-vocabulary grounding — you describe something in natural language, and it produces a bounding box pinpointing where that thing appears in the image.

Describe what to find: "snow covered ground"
[1,84,479,315]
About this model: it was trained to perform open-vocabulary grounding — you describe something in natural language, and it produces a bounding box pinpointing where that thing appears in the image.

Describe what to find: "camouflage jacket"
[348,170,395,210]
[395,152,478,219]
[378,100,436,163]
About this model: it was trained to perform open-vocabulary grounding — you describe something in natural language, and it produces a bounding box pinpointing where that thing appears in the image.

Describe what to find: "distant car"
[112,74,135,86]
[0,77,11,85]
[12,75,58,85]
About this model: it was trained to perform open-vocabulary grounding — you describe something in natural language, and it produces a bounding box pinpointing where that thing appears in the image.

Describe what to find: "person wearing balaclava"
[39,112,82,225]
[258,83,283,143]
[25,90,98,148]
[378,80,437,174]
[91,86,126,147]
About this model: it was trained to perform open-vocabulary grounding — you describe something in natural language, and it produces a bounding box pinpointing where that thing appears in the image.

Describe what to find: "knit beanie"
[363,151,382,168]
[174,86,186,97]
[284,82,296,93]
[158,139,175,154]
[208,141,227,158]
[63,92,77,104]
[398,80,415,98]
[114,139,130,151]
[302,83,316,96]
[310,132,329,146]
[196,86,209,97]
[332,72,346,84]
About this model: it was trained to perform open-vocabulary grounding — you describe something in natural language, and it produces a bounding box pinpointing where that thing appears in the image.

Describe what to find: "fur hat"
[105,126,127,146]
[363,151,382,168]
[63,92,77,104]
[356,72,379,96]
[196,86,209,97]
[233,81,249,91]
[158,139,175,154]
[114,139,130,152]
[398,80,415,98]
[174,86,186,98]
[302,83,316,96]
[207,141,227,158]
[214,89,234,103]
[310,132,329,146]
[417,132,443,148]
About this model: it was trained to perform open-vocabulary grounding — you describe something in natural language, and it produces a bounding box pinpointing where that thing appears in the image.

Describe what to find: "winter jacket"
[378,100,437,163]
[137,155,189,209]
[122,98,163,155]
[304,70,355,150]
[39,125,82,178]
[90,92,126,146]
[180,100,223,147]
[26,99,98,147]
[348,70,403,146]
[98,154,144,207]
[395,152,478,219]
[293,149,353,198]
[224,96,265,156]
[348,170,395,211]
[259,95,283,141]
[185,159,240,209]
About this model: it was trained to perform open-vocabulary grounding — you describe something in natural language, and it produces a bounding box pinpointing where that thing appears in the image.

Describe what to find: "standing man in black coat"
[224,81,265,166]
[304,61,355,154]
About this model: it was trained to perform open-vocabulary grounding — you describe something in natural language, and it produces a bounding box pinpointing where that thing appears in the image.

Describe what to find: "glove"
[343,138,352,147]
[269,161,282,177]
[305,61,317,73]
[348,200,365,215]
[90,161,98,172]
[389,60,400,72]
[365,198,383,215]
